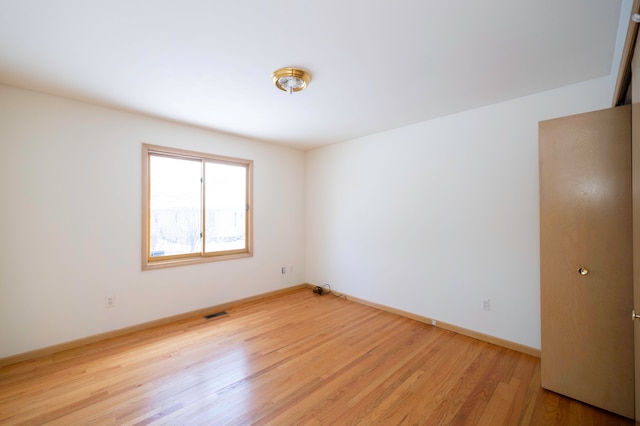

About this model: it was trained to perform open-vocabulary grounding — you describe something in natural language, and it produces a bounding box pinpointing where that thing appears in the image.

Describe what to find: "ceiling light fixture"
[271,67,311,94]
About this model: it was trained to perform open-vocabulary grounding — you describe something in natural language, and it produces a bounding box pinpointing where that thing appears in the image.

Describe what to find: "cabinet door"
[539,105,633,419]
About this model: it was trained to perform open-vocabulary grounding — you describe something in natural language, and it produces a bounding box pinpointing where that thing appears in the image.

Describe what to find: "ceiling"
[0,0,627,150]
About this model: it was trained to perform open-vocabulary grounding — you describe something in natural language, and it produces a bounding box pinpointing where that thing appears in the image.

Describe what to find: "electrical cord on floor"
[314,283,346,300]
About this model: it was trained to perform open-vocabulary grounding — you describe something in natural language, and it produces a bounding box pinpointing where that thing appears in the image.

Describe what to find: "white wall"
[0,75,616,358]
[0,84,306,358]
[305,77,613,349]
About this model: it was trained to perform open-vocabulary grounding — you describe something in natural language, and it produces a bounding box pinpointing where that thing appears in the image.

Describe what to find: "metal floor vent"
[203,311,228,320]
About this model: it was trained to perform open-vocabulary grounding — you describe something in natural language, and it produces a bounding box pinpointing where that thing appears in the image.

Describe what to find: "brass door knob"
[578,267,588,275]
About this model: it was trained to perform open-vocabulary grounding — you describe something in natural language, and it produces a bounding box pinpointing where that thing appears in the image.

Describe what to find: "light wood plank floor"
[0,288,634,425]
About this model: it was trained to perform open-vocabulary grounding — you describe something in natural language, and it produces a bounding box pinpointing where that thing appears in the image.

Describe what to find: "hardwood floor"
[0,288,633,425]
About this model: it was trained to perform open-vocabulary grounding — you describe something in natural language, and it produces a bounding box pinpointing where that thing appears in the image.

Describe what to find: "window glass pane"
[149,155,202,257]
[204,162,246,253]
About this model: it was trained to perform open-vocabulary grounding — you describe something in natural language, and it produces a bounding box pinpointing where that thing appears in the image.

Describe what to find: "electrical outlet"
[281,266,286,274]
[481,298,491,311]
[105,295,115,308]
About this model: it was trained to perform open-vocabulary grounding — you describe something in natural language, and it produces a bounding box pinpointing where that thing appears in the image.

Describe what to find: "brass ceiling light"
[271,67,311,94]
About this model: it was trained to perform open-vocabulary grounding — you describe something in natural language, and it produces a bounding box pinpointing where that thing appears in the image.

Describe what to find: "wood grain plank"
[0,289,633,425]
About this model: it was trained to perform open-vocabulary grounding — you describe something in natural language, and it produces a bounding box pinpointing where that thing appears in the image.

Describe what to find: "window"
[142,144,253,270]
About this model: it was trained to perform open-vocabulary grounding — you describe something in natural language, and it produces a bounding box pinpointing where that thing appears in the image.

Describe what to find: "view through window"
[142,144,252,269]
